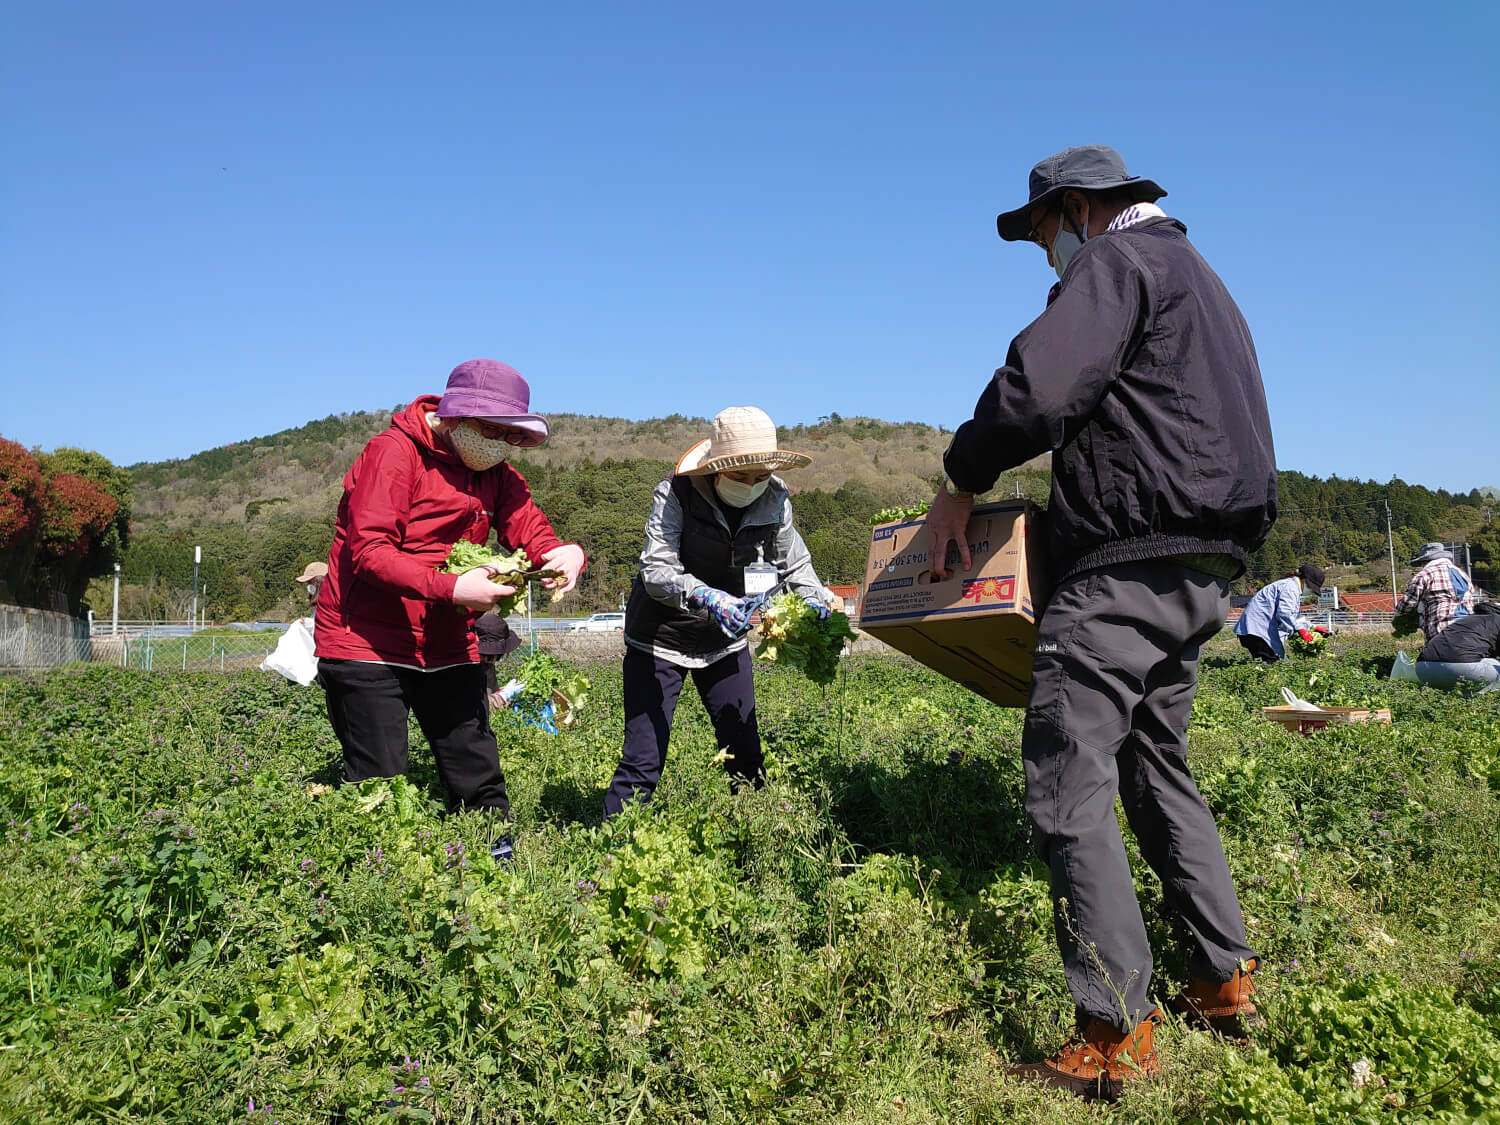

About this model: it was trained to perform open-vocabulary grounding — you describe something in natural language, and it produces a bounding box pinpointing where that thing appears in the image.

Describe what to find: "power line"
[1278,501,1387,515]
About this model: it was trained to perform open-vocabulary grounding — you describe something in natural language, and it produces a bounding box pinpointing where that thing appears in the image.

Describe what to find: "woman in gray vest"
[603,407,839,818]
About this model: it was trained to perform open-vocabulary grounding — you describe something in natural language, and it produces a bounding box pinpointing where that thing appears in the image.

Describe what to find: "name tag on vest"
[744,562,778,597]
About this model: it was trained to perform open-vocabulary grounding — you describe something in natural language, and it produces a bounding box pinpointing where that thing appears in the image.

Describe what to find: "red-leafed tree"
[30,473,120,613]
[41,474,118,555]
[0,439,43,549]
[1,437,132,614]
[0,439,46,601]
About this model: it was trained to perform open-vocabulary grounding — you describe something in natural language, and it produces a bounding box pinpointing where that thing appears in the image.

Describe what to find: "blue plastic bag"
[509,699,558,735]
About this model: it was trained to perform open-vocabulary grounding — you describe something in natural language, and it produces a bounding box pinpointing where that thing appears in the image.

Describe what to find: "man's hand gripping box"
[859,501,1045,707]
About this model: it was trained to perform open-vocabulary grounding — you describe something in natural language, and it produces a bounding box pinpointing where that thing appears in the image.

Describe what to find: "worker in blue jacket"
[1234,564,1325,662]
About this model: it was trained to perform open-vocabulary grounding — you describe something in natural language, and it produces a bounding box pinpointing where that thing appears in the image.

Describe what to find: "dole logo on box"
[961,575,1016,606]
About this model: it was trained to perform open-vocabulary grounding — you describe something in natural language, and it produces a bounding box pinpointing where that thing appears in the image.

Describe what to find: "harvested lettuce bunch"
[870,502,931,525]
[754,593,857,685]
[442,540,528,577]
[513,650,590,724]
[1286,631,1327,657]
[440,540,530,616]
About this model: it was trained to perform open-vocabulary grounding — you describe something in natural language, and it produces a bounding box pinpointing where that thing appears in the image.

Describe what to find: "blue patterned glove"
[802,594,831,621]
[690,586,754,638]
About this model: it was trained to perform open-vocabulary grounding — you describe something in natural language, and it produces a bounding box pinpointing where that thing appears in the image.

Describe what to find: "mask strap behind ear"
[1070,196,1089,243]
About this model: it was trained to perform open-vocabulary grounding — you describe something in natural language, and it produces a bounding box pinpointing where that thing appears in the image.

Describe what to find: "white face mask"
[715,475,769,508]
[444,419,509,471]
[1050,201,1088,279]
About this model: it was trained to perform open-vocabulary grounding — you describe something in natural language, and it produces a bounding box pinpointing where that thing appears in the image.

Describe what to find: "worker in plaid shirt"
[1396,542,1475,642]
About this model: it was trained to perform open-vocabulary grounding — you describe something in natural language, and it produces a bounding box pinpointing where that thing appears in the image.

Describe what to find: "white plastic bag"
[1279,685,1324,712]
[1389,650,1419,683]
[260,618,319,686]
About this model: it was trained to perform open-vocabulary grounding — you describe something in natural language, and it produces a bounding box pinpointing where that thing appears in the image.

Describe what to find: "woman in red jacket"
[315,359,585,860]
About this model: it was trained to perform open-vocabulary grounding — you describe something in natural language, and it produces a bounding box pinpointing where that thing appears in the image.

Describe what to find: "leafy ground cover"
[1,634,1497,1123]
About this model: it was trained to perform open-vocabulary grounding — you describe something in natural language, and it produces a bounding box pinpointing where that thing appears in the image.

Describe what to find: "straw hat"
[675,407,812,476]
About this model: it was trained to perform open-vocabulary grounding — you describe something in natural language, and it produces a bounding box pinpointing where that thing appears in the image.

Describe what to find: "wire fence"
[99,632,285,671]
[7,605,1408,671]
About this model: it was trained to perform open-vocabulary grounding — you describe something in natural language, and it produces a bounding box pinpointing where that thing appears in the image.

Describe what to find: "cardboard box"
[1260,705,1392,736]
[859,501,1044,707]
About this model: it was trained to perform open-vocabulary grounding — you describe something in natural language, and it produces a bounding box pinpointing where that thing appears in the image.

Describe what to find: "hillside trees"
[1470,520,1500,590]
[113,456,898,622]
[121,517,335,622]
[113,408,1497,616]
[1241,471,1493,589]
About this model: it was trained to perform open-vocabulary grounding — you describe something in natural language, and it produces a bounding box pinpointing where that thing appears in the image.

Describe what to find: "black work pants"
[1237,633,1281,664]
[320,659,511,817]
[1022,560,1257,1032]
[603,646,763,817]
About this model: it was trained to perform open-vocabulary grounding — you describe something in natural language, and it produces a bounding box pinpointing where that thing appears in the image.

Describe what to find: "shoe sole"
[1006,1062,1156,1103]
[1172,1004,1259,1041]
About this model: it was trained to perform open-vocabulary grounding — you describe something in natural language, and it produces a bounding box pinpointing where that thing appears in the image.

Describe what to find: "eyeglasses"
[471,421,531,445]
[1025,203,1056,250]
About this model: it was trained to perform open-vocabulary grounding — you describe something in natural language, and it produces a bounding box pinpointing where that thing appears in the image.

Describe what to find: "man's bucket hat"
[475,612,522,658]
[1410,542,1455,566]
[996,144,1167,242]
[676,407,812,476]
[436,359,550,448]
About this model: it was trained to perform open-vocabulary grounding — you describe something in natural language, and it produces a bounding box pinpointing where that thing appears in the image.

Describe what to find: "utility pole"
[112,562,121,636]
[1385,501,1398,612]
[192,545,201,631]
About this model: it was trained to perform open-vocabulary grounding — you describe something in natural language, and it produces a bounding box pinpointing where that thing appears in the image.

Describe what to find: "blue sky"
[3,1,1497,493]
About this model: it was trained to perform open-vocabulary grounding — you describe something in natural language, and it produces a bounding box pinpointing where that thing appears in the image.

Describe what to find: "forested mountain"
[104,410,1496,621]
[126,411,978,528]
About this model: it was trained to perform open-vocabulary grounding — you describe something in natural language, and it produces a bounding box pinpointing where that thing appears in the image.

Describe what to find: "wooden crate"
[1260,705,1392,736]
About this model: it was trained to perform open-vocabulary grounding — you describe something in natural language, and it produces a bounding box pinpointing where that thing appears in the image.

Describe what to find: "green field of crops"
[3,636,1499,1123]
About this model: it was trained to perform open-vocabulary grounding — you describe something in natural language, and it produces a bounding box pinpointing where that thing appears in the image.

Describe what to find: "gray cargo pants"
[1022,559,1257,1032]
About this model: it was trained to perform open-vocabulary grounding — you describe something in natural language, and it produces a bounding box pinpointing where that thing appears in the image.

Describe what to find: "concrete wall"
[0,605,91,666]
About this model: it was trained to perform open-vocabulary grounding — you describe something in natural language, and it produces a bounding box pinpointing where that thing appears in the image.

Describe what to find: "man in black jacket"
[1414,602,1500,691]
[925,145,1278,1100]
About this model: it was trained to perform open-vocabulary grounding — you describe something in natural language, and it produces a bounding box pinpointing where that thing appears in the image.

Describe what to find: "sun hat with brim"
[295,562,328,583]
[1410,542,1455,566]
[435,359,550,448]
[675,406,812,476]
[995,144,1167,242]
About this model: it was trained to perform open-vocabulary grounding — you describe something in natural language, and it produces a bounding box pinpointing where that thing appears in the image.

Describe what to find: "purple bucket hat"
[435,359,550,447]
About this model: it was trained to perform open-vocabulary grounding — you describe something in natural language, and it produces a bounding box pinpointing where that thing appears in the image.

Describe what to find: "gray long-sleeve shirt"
[629,474,827,668]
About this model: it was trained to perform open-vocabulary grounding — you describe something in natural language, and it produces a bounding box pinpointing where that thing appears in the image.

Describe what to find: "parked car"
[567,612,626,633]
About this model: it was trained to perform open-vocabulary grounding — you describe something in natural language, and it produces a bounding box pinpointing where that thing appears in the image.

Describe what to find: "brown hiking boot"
[1170,958,1259,1039]
[1007,1008,1164,1102]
